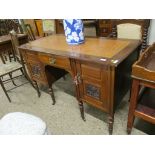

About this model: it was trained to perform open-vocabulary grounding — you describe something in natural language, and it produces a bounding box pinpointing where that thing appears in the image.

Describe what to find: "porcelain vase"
[63,19,85,45]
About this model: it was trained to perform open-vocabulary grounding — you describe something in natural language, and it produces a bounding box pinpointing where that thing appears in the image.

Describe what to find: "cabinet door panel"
[24,51,46,83]
[76,61,109,111]
[27,61,46,83]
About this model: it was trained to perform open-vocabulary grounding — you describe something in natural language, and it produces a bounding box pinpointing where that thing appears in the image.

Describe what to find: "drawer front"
[38,54,71,70]
[25,51,39,62]
[81,64,101,80]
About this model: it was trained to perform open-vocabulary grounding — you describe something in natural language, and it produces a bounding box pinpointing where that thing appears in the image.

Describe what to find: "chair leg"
[20,68,24,75]
[8,50,12,62]
[11,48,16,62]
[4,54,7,61]
[8,73,17,86]
[49,86,56,105]
[0,53,5,64]
[0,78,11,102]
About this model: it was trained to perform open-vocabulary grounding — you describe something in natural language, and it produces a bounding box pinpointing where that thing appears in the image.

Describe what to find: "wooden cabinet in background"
[55,19,113,37]
[97,20,113,37]
[34,19,44,36]
[55,20,64,34]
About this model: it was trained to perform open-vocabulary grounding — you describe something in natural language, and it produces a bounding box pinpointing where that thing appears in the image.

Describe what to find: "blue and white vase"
[63,19,85,45]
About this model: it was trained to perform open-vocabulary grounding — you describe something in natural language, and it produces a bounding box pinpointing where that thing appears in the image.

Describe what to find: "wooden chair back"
[25,24,36,41]
[9,30,21,62]
[111,19,150,51]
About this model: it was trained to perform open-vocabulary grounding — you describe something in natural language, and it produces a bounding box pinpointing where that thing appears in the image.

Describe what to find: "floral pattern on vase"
[63,19,85,45]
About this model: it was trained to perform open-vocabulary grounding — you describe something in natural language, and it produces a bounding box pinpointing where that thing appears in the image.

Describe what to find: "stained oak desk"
[19,35,141,134]
[0,34,28,63]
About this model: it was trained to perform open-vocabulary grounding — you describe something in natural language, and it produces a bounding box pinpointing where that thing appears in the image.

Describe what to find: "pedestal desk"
[19,35,141,134]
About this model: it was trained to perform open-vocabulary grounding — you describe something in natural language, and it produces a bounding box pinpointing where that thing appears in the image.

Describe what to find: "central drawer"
[38,54,71,70]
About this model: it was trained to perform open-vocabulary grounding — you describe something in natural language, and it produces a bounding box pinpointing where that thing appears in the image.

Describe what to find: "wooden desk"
[0,34,28,63]
[19,34,141,134]
[127,43,155,134]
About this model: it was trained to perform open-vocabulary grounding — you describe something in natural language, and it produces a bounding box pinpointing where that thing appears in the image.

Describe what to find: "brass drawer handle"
[49,58,56,64]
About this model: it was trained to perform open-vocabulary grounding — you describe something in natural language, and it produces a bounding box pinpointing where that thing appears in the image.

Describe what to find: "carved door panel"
[76,61,109,111]
[24,51,46,83]
[27,61,45,81]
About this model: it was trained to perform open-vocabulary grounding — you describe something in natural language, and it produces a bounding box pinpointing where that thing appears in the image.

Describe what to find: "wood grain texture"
[19,35,141,65]
[132,43,155,83]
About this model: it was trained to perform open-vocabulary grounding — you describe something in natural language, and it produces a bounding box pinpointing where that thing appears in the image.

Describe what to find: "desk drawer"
[38,54,71,70]
[81,64,101,80]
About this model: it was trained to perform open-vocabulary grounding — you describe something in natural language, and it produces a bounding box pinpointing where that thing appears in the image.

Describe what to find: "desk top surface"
[19,35,141,65]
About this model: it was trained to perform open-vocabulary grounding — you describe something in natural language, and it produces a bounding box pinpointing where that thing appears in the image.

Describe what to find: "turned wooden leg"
[127,79,140,135]
[49,87,56,105]
[8,50,12,62]
[33,80,41,97]
[4,55,8,61]
[0,78,11,102]
[79,101,86,121]
[108,114,114,135]
[0,53,5,64]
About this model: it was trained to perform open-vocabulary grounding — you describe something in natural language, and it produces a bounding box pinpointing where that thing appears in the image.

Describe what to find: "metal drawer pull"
[49,58,56,64]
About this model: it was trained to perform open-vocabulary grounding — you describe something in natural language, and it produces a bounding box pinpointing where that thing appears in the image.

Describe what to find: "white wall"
[148,19,155,45]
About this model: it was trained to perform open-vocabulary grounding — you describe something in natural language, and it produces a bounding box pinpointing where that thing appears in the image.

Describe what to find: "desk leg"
[79,101,86,121]
[49,87,56,105]
[127,79,140,134]
[33,80,41,97]
[108,114,114,135]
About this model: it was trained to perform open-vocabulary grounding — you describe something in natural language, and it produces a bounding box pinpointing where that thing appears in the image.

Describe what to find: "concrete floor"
[0,70,147,135]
